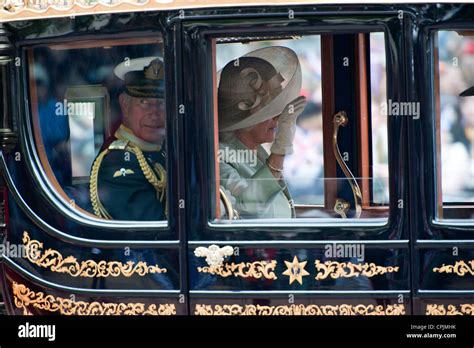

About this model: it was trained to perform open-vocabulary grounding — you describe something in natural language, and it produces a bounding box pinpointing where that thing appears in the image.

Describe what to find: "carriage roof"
[0,0,465,23]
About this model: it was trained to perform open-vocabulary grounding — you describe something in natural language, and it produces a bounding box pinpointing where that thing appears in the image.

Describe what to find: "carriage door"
[183,10,412,315]
[0,18,187,315]
[411,16,474,315]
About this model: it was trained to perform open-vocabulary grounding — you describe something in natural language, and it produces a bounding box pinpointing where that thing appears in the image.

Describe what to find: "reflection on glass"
[215,34,389,221]
[438,31,474,204]
[216,36,324,207]
[30,40,167,221]
[69,101,96,179]
[370,32,389,205]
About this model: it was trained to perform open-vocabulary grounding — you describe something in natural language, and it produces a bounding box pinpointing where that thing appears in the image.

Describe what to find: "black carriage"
[0,1,473,316]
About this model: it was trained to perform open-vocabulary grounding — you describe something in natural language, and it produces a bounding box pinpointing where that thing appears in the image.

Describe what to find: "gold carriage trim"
[12,282,176,315]
[197,260,277,280]
[194,303,406,316]
[432,260,474,277]
[22,231,167,277]
[315,260,399,280]
[426,304,474,315]
[1,0,423,24]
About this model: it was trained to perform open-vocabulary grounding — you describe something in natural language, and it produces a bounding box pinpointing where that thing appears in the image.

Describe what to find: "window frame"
[211,30,391,225]
[22,32,175,233]
[183,11,408,240]
[432,29,474,223]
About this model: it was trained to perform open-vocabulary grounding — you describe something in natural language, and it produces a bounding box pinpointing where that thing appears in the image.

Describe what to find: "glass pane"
[30,38,168,221]
[216,36,324,220]
[69,101,96,179]
[370,32,389,205]
[214,33,389,222]
[438,31,474,204]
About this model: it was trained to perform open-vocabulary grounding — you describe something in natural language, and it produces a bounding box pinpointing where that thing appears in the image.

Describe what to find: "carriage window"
[29,37,168,222]
[370,32,389,205]
[436,31,474,220]
[213,33,390,222]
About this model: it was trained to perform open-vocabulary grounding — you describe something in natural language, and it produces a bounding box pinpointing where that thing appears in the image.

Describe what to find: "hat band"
[219,70,284,119]
[126,85,164,98]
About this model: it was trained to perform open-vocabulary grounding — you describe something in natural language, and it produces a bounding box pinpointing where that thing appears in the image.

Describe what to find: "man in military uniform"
[89,57,167,220]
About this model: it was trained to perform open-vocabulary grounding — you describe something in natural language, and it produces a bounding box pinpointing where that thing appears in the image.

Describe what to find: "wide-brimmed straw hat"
[218,46,302,132]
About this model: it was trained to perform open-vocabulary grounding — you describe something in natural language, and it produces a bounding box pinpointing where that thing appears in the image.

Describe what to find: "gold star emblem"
[282,256,309,285]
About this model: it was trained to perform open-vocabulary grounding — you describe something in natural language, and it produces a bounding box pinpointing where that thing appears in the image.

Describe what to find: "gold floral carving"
[426,304,474,315]
[314,260,399,280]
[194,303,405,315]
[12,282,176,315]
[432,260,474,276]
[197,260,277,280]
[22,231,167,277]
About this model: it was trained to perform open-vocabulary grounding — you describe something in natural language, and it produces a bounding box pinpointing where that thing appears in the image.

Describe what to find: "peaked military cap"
[460,85,474,97]
[114,56,165,98]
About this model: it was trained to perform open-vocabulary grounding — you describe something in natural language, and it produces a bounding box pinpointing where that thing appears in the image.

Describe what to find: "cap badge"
[144,60,164,81]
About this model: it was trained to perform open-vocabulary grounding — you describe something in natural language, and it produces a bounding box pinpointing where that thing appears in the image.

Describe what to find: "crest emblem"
[144,59,164,80]
[194,245,234,270]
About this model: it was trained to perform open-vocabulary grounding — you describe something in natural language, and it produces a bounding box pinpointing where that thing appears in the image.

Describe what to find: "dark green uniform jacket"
[90,124,167,220]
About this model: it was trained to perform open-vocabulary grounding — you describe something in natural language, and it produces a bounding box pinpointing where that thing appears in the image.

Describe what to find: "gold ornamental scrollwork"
[432,260,474,277]
[197,260,277,280]
[315,260,399,280]
[194,303,405,315]
[12,282,176,315]
[426,304,474,315]
[22,231,167,277]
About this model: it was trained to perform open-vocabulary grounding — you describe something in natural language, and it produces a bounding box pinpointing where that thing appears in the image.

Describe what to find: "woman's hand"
[270,96,307,155]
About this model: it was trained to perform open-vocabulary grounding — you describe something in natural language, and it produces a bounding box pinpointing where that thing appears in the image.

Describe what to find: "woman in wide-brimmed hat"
[218,46,306,219]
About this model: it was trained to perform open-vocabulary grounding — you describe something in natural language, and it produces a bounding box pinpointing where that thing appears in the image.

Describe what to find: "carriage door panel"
[411,22,474,315]
[183,12,411,315]
[0,20,186,315]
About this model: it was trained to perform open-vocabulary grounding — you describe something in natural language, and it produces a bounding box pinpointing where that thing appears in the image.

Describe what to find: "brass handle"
[219,187,240,220]
[334,198,350,219]
[332,111,362,219]
[194,244,234,269]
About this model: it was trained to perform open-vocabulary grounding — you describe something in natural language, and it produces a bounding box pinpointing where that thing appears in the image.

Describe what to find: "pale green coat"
[219,137,294,219]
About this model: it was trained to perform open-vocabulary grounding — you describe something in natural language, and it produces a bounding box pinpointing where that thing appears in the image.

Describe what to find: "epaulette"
[108,139,129,150]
